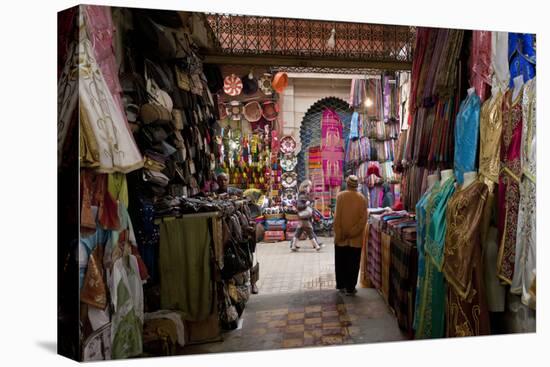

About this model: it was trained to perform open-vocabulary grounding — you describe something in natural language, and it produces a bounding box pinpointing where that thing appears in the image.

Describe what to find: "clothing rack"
[155,211,221,224]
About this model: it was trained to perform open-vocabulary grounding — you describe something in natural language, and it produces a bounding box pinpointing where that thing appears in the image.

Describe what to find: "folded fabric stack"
[154,196,182,217]
[367,216,382,290]
[263,230,286,242]
[379,211,416,243]
[389,236,418,336]
[264,218,286,231]
[286,220,300,231]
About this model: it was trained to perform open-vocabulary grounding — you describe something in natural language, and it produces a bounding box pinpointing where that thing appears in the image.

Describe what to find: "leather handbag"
[145,60,173,112]
[143,169,170,187]
[134,13,191,60]
[142,125,168,144]
[171,108,186,129]
[175,64,191,91]
[140,102,172,124]
[221,237,253,280]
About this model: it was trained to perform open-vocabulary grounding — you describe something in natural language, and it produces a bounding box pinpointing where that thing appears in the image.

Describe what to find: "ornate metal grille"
[206,14,415,63]
[269,66,392,75]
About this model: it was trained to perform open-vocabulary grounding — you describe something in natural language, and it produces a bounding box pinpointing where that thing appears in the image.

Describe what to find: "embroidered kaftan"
[415,178,456,338]
[413,181,439,331]
[454,93,481,185]
[79,30,143,173]
[491,32,510,92]
[443,181,491,337]
[479,89,505,186]
[497,88,523,284]
[511,77,536,308]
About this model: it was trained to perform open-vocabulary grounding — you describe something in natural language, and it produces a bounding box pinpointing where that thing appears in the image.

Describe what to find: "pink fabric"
[84,5,126,117]
[321,109,344,187]
[470,31,493,103]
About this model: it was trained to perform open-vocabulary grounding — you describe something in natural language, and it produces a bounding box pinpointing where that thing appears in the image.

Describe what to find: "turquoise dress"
[413,182,439,331]
[454,93,481,185]
[415,178,456,338]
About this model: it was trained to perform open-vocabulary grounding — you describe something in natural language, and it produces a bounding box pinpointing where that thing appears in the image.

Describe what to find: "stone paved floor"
[181,238,407,355]
[254,237,337,294]
[182,288,406,354]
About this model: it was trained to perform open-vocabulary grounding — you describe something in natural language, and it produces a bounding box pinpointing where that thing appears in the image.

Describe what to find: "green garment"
[159,217,213,321]
[108,172,129,208]
[415,178,455,339]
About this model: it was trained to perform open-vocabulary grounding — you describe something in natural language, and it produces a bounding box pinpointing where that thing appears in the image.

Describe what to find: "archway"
[296,97,353,183]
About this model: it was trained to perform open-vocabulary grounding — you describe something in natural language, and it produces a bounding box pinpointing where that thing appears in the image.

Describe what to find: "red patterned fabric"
[470,31,493,103]
[497,90,523,284]
[321,109,344,187]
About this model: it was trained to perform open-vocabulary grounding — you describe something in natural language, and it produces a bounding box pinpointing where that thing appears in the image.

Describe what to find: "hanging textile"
[479,89,505,186]
[454,92,481,185]
[497,88,523,284]
[416,177,456,339]
[508,33,536,88]
[415,30,438,109]
[442,180,490,337]
[413,182,437,331]
[422,29,449,106]
[321,109,344,187]
[470,31,493,102]
[491,32,510,91]
[106,204,146,359]
[58,40,79,167]
[365,78,383,120]
[159,217,213,321]
[442,181,488,300]
[84,5,126,117]
[433,30,465,98]
[78,29,143,173]
[511,77,536,308]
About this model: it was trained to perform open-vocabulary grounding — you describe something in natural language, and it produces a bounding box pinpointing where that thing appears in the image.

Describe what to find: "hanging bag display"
[221,236,253,280]
[144,60,173,112]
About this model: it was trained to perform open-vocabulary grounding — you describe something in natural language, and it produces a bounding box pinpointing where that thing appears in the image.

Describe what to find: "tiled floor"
[182,288,406,354]
[254,237,338,294]
[181,238,407,355]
